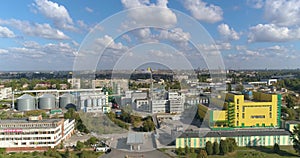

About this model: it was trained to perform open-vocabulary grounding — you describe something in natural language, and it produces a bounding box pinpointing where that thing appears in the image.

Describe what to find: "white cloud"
[197,42,231,51]
[0,19,69,40]
[159,28,190,42]
[33,0,76,31]
[85,7,93,13]
[248,24,300,42]
[148,50,173,57]
[121,0,177,27]
[247,0,264,9]
[217,23,240,40]
[0,26,15,38]
[183,0,223,23]
[0,49,8,54]
[9,41,77,59]
[264,0,300,26]
[95,35,128,51]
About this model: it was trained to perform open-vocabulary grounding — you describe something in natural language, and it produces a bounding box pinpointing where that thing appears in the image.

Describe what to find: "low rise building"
[0,116,75,152]
[176,129,292,148]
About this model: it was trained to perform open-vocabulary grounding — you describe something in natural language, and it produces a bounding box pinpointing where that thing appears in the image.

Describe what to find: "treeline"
[64,108,89,133]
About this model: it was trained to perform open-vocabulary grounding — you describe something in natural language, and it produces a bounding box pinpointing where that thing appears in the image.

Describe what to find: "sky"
[0,0,299,71]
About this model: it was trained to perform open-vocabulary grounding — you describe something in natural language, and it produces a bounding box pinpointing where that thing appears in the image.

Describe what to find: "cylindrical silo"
[17,94,36,111]
[38,94,55,109]
[59,93,75,109]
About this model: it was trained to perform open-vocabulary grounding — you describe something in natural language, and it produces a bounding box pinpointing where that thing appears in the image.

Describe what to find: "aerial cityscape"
[0,0,300,158]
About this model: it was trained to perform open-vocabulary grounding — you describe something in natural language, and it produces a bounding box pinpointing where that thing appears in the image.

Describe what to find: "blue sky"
[0,0,299,71]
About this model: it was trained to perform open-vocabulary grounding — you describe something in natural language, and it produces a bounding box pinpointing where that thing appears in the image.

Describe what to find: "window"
[242,113,245,118]
[270,112,272,118]
[237,121,239,126]
[237,99,239,104]
[237,105,239,110]
[237,113,239,118]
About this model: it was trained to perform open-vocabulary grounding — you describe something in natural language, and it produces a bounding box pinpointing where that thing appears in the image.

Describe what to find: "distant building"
[0,87,12,100]
[168,91,185,113]
[78,92,108,113]
[67,78,81,89]
[0,116,74,152]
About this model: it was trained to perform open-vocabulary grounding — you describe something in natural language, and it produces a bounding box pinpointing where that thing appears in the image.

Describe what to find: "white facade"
[168,92,184,113]
[0,87,12,100]
[67,78,81,89]
[0,118,74,149]
[78,92,108,113]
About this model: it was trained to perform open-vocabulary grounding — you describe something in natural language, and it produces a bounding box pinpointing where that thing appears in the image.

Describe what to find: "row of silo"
[16,93,75,111]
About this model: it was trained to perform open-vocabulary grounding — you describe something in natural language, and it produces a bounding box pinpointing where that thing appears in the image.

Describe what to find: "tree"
[227,83,232,91]
[76,141,84,151]
[64,148,70,158]
[197,149,208,158]
[213,141,220,155]
[285,95,295,108]
[205,141,213,155]
[235,84,244,92]
[226,138,237,152]
[176,147,183,156]
[292,124,300,155]
[185,145,190,154]
[273,143,280,153]
[220,140,229,155]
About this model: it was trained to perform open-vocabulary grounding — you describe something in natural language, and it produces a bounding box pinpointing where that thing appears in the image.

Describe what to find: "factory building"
[77,92,108,113]
[208,92,281,129]
[0,116,75,152]
[176,129,292,148]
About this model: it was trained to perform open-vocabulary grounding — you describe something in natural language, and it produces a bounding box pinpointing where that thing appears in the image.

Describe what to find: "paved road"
[100,149,171,158]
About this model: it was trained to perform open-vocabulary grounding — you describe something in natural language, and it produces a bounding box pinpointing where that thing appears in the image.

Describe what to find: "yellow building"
[209,92,281,129]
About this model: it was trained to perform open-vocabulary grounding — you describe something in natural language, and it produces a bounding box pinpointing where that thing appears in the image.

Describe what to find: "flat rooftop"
[127,133,144,145]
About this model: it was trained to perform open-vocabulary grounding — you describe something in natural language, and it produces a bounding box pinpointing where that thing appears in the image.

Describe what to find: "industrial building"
[208,91,281,129]
[77,92,108,113]
[176,129,292,148]
[175,92,293,149]
[0,116,75,152]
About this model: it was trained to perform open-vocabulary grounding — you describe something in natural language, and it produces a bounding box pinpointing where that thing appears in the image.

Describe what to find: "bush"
[226,138,237,152]
[220,140,229,155]
[273,143,280,153]
[197,149,208,158]
[213,141,220,155]
[205,141,213,155]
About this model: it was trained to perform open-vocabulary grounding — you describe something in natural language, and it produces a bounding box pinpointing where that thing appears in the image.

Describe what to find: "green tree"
[227,83,232,91]
[76,141,84,151]
[235,84,244,92]
[213,141,220,155]
[205,141,213,155]
[220,140,229,155]
[64,148,70,158]
[197,149,208,158]
[226,138,237,152]
[273,143,280,153]
[176,147,183,156]
[185,145,189,154]
[292,124,300,155]
[285,95,295,108]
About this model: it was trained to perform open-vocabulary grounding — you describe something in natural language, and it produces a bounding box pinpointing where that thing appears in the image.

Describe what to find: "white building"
[78,92,108,113]
[0,87,12,100]
[0,116,75,152]
[67,78,81,89]
[168,91,185,113]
